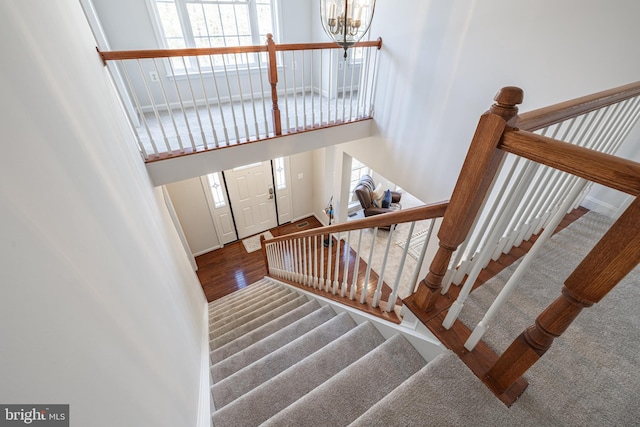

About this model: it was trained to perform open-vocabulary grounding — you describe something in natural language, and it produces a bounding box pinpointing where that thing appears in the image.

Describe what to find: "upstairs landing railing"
[99,36,382,161]
[407,81,640,404]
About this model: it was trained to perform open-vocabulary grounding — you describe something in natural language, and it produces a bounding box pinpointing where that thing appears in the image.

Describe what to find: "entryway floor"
[196,216,323,302]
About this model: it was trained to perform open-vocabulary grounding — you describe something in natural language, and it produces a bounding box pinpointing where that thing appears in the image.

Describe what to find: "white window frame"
[146,0,280,72]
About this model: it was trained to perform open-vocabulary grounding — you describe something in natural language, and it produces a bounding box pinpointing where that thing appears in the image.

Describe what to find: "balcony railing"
[99,36,382,161]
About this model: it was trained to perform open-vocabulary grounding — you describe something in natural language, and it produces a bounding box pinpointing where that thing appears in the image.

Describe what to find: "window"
[273,157,286,190]
[151,0,277,50]
[206,172,226,208]
[349,158,371,194]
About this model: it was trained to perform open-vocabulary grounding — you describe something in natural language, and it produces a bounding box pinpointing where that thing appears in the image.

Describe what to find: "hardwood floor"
[196,217,324,302]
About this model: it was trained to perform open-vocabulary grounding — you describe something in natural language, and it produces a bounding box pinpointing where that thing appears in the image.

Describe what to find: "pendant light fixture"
[320,0,376,59]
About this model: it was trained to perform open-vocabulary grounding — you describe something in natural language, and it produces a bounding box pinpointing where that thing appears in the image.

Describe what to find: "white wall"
[343,0,640,211]
[166,178,221,255]
[0,2,206,426]
[289,151,315,220]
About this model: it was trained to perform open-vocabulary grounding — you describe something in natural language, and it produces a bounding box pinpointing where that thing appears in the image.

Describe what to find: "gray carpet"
[208,280,428,426]
[353,211,640,426]
[209,212,639,426]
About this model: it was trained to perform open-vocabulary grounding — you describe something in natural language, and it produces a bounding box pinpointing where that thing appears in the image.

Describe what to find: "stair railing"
[261,203,448,322]
[98,36,382,161]
[406,81,640,403]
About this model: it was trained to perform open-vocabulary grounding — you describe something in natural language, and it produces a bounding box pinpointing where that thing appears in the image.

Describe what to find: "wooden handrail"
[518,80,640,131]
[264,202,449,244]
[500,129,640,196]
[98,38,383,62]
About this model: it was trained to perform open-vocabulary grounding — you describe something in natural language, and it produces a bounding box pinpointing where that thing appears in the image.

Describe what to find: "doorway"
[223,161,278,240]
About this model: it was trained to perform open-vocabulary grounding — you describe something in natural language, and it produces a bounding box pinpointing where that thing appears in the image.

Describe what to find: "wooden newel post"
[266,34,282,136]
[487,196,640,394]
[412,86,524,312]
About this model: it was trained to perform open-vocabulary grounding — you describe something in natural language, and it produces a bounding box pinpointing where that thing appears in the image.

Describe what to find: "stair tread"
[209,287,292,331]
[263,333,427,426]
[209,292,301,341]
[209,283,285,321]
[209,296,308,352]
[212,312,357,408]
[211,304,335,382]
[350,351,488,427]
[209,299,320,364]
[211,321,385,427]
[207,278,273,311]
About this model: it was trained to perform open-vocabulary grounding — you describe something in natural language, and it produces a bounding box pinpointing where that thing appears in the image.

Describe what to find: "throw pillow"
[371,183,384,207]
[381,189,392,208]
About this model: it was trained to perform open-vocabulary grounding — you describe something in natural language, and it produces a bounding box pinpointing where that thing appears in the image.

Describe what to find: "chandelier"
[320,0,376,59]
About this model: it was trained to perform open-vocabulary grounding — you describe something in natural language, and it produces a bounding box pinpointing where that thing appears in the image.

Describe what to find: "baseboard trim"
[193,245,222,257]
[581,196,619,218]
[196,300,212,427]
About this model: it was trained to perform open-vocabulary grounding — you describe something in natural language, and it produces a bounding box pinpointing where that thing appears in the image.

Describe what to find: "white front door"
[224,162,278,239]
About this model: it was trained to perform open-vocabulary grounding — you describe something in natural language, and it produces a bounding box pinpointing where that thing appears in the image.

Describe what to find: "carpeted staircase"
[208,278,428,426]
[208,212,640,426]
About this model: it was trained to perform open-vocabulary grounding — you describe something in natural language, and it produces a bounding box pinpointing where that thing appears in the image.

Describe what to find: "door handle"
[268,187,274,199]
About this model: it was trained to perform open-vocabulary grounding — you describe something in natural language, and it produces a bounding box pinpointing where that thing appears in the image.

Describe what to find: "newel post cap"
[494,86,524,107]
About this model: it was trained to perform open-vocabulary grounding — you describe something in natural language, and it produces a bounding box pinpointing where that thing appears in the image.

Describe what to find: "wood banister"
[518,80,640,131]
[266,34,282,136]
[500,129,640,196]
[264,202,449,244]
[487,196,640,394]
[412,86,524,313]
[97,39,382,62]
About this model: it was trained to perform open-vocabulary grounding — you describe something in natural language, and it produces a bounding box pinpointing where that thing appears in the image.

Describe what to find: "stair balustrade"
[98,36,382,161]
[403,81,640,404]
[261,203,448,322]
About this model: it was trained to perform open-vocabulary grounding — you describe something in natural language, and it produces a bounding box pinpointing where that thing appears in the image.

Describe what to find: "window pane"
[207,173,226,208]
[256,4,273,38]
[274,158,286,190]
[156,2,184,40]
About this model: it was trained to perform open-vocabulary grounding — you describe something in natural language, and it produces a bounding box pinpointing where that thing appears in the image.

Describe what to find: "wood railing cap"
[494,86,524,107]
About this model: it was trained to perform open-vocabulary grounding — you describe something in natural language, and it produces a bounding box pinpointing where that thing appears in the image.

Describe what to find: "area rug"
[395,228,431,260]
[242,231,274,254]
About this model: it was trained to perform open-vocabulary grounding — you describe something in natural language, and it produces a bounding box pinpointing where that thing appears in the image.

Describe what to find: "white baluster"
[386,222,415,312]
[326,233,332,291]
[465,179,588,351]
[413,219,435,294]
[231,54,250,141]
[256,52,270,137]
[350,230,363,300]
[221,54,240,142]
[341,231,351,297]
[194,56,215,149]
[137,59,171,153]
[121,62,157,157]
[281,51,291,133]
[319,234,325,287]
[333,232,341,294]
[314,235,319,288]
[291,50,299,130]
[208,54,229,146]
[443,162,538,329]
[360,227,378,304]
[372,225,395,308]
[301,50,307,129]
[151,58,183,152]
[368,45,381,117]
[180,57,207,150]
